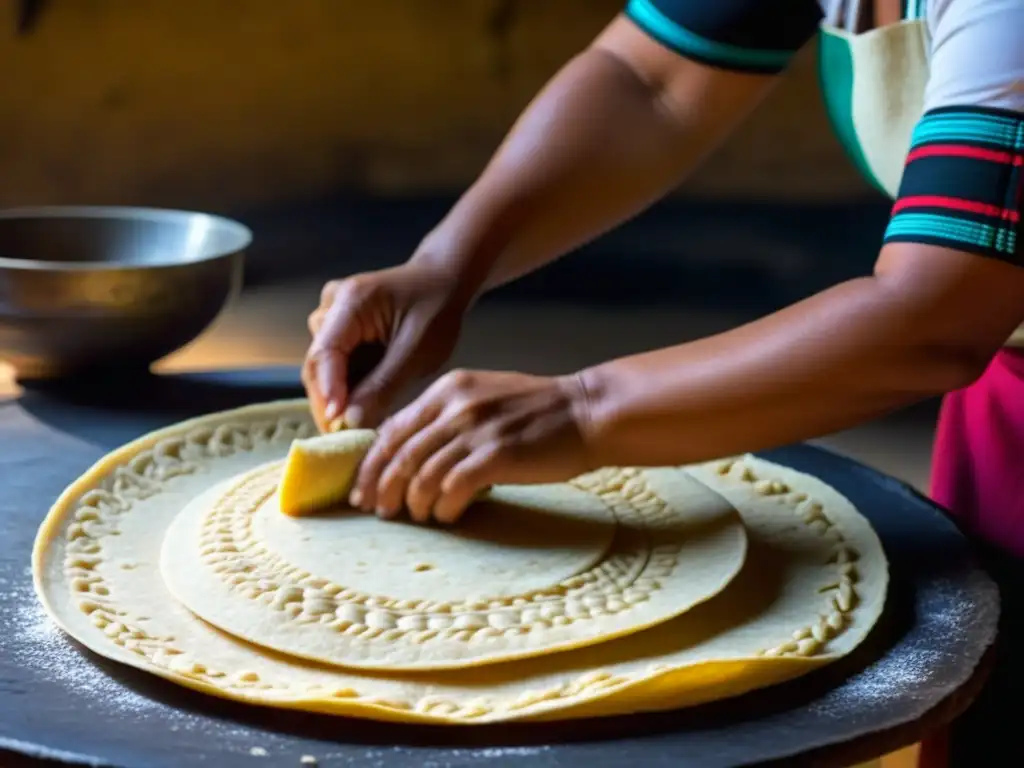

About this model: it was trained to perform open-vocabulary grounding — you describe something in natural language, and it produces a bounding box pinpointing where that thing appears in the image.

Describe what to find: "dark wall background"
[0,0,892,307]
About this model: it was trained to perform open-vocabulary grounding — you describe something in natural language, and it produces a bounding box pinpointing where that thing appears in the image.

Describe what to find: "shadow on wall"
[232,191,892,316]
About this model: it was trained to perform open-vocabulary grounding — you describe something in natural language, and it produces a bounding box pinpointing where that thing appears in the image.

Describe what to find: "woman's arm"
[411,12,808,301]
[344,0,1024,523]
[579,242,1024,467]
[304,1,822,429]
[580,0,1024,468]
[351,234,1024,523]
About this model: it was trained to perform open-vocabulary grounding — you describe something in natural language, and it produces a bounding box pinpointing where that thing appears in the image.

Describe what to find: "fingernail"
[349,489,362,507]
[375,506,391,518]
[324,401,340,422]
[343,405,363,429]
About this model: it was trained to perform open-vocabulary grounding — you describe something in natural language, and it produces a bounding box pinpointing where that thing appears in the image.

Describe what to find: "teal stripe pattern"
[909,111,1023,149]
[883,107,1024,262]
[886,213,1017,255]
[904,0,926,20]
[625,0,794,73]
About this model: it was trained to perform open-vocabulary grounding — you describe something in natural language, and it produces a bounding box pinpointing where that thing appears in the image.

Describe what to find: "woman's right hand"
[302,262,468,433]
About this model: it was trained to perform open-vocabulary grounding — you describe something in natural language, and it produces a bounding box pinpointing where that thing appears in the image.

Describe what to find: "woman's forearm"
[578,266,1005,469]
[411,19,772,300]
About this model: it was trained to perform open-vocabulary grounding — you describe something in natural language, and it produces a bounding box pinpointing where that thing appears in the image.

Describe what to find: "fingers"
[307,308,326,336]
[307,265,461,433]
[401,439,515,526]
[352,370,506,523]
[406,440,472,522]
[340,368,580,526]
[428,444,495,524]
[301,356,330,433]
[306,293,366,424]
[302,346,348,430]
[352,396,444,512]
[356,425,496,526]
[314,349,348,425]
[376,427,462,522]
[307,279,341,337]
[320,280,341,306]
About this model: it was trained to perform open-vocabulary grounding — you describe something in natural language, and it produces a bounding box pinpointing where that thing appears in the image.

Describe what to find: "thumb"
[308,300,367,425]
[315,349,348,426]
[346,322,425,428]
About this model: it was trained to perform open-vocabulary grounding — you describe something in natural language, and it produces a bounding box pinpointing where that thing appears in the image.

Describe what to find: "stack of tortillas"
[32,401,887,724]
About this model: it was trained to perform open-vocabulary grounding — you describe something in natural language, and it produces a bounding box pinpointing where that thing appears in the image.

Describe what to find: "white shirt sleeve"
[925,0,1024,113]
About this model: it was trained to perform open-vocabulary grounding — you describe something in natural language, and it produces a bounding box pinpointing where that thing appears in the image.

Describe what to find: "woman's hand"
[302,263,469,432]
[350,369,594,525]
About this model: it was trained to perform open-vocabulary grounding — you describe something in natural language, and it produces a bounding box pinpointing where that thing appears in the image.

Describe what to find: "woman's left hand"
[350,369,594,524]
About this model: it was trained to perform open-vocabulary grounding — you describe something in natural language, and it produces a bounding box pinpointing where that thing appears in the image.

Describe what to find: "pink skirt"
[931,349,1024,557]
[922,349,1024,765]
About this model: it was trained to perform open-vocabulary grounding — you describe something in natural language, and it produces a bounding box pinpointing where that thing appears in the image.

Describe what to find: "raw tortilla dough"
[33,401,887,724]
[278,429,376,516]
[160,455,747,671]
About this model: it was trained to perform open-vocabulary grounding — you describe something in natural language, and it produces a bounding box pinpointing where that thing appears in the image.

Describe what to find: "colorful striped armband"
[623,0,819,75]
[884,106,1024,263]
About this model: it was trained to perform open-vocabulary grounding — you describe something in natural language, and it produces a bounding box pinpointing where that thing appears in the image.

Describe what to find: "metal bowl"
[0,206,250,379]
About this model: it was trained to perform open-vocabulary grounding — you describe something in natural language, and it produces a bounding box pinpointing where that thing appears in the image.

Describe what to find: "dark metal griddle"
[0,368,999,768]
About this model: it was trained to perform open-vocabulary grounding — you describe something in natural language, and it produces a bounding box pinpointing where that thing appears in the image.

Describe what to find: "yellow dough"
[160,458,747,671]
[279,427,488,517]
[32,401,888,724]
[278,430,376,516]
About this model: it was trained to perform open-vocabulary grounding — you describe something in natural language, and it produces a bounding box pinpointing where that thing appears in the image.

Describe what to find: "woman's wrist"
[408,204,511,306]
[407,239,493,310]
[564,363,623,471]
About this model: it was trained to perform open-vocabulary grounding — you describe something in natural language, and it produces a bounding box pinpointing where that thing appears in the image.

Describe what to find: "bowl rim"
[0,205,253,271]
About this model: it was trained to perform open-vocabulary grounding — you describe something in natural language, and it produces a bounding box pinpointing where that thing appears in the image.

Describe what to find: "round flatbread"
[33,401,887,724]
[159,450,746,671]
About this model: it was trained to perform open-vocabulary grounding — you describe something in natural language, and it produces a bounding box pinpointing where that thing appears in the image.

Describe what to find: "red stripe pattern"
[905,144,1024,166]
[884,106,1024,261]
[891,195,1021,223]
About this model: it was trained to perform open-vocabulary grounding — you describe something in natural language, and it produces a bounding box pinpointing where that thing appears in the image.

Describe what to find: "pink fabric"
[931,349,1024,558]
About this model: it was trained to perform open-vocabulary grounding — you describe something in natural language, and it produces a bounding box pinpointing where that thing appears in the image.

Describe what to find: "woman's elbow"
[875,242,1024,396]
[912,341,995,395]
